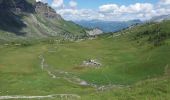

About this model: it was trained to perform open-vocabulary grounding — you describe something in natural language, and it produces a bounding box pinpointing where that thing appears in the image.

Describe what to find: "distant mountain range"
[150,14,170,22]
[74,19,142,33]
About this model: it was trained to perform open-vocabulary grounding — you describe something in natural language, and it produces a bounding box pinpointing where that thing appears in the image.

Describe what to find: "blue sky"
[37,0,170,21]
[67,0,159,9]
[46,0,159,9]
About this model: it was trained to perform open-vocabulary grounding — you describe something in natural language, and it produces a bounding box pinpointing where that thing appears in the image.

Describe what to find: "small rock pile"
[82,59,101,68]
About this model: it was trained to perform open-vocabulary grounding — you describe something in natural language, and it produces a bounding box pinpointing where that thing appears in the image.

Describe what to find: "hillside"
[124,20,170,46]
[74,19,142,33]
[150,14,170,22]
[0,19,170,99]
[0,0,87,42]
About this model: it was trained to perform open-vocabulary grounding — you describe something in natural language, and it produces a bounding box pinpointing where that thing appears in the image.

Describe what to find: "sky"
[36,0,170,21]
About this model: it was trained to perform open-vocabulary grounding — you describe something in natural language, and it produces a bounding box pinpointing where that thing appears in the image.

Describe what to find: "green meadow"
[0,21,170,100]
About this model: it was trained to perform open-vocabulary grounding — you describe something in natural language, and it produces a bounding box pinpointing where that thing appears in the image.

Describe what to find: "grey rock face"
[0,0,34,13]
[35,2,62,20]
[86,28,103,36]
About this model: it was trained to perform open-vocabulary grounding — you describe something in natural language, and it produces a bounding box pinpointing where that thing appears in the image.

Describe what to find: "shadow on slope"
[0,0,35,35]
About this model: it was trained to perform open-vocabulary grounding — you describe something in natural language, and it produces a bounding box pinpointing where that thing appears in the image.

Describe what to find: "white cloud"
[153,0,170,16]
[99,3,153,14]
[51,0,64,8]
[128,3,153,13]
[159,0,170,5]
[51,0,170,21]
[99,4,119,13]
[69,0,77,8]
[36,0,48,3]
[57,9,105,21]
[36,0,41,2]
[98,3,154,20]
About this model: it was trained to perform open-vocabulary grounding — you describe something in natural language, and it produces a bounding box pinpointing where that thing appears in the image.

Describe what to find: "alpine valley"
[0,0,170,100]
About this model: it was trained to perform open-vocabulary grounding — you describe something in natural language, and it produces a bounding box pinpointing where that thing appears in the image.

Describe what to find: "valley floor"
[0,35,170,100]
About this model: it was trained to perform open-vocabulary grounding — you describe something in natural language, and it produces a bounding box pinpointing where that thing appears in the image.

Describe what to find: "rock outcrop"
[86,28,103,36]
[0,0,34,13]
[35,2,62,20]
[82,59,102,68]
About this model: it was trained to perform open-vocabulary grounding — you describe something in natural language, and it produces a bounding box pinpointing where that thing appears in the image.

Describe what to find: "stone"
[82,59,102,67]
[86,28,103,36]
[80,81,88,86]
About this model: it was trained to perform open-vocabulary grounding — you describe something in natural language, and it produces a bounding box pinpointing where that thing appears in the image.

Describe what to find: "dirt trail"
[39,55,89,86]
[39,54,126,91]
[164,64,169,75]
[39,55,45,70]
[38,44,127,91]
[0,94,80,99]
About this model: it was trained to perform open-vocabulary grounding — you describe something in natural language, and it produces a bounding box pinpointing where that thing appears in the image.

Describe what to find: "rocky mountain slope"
[86,28,103,36]
[0,0,87,42]
[150,14,170,22]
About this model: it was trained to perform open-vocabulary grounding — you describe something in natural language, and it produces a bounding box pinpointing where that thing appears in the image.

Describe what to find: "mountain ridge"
[150,14,170,22]
[74,19,142,33]
[0,0,87,41]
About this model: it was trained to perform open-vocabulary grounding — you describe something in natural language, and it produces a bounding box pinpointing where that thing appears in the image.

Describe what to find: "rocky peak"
[0,0,62,20]
[0,0,34,13]
[35,1,62,20]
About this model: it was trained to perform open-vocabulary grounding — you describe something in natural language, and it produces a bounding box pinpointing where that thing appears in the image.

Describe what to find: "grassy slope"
[0,14,86,43]
[0,44,94,96]
[44,34,170,85]
[0,21,170,99]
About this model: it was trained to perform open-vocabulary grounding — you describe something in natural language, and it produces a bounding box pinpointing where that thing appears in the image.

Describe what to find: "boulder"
[82,59,101,67]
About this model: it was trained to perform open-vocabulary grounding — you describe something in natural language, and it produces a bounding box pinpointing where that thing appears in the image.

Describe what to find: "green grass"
[81,74,170,100]
[0,21,170,99]
[0,36,170,99]
[0,44,94,96]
